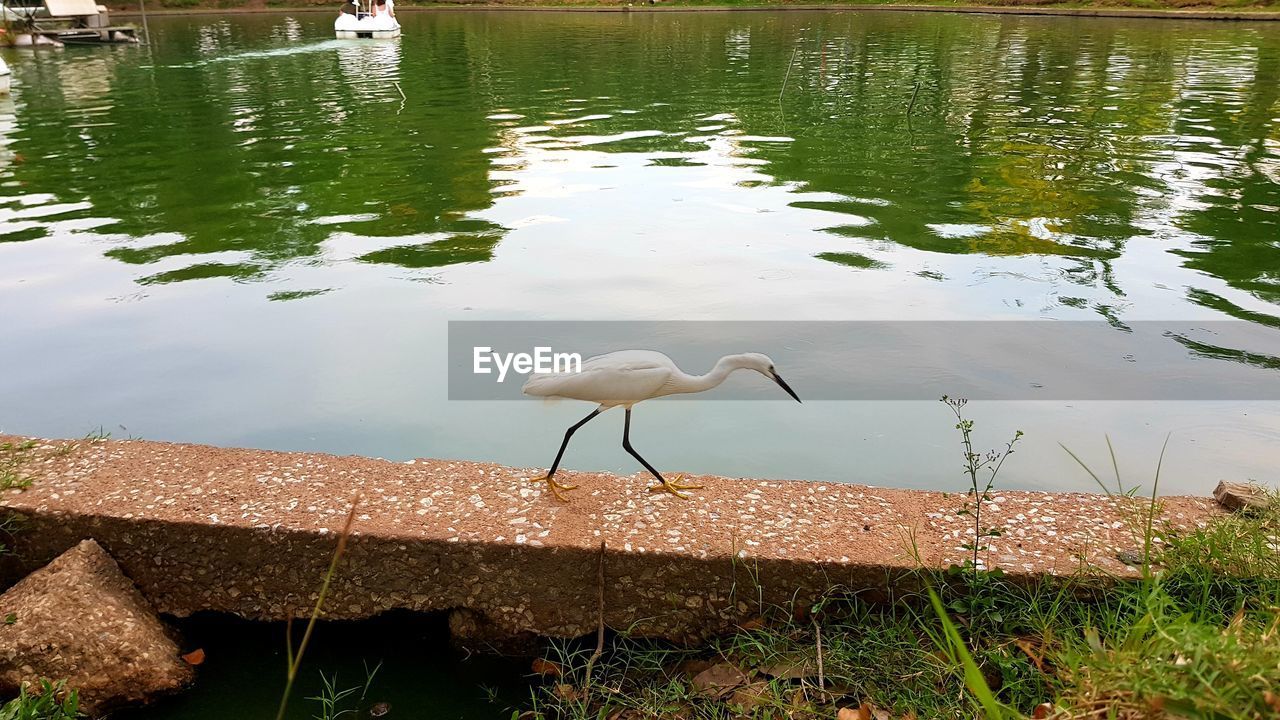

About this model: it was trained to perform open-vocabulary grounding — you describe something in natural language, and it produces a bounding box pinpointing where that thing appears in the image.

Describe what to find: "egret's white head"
[729,352,776,375]
[727,353,801,403]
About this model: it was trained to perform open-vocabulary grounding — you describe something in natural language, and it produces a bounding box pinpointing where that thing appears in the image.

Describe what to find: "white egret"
[522,350,801,501]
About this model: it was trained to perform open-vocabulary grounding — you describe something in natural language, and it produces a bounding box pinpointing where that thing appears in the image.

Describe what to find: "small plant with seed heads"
[941,396,1023,575]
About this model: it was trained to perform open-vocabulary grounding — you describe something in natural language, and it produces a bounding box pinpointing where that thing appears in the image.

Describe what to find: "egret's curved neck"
[671,356,742,395]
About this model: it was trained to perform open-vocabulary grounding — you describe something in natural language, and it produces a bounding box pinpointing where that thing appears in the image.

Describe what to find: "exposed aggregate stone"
[0,435,1221,643]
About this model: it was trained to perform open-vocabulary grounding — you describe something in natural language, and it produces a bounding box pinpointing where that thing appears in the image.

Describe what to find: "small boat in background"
[334,0,399,40]
[1,0,138,46]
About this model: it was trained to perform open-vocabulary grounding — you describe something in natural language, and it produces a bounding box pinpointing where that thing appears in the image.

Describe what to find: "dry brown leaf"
[690,663,748,699]
[836,708,860,720]
[531,657,562,677]
[1227,607,1246,635]
[729,681,771,710]
[856,701,890,720]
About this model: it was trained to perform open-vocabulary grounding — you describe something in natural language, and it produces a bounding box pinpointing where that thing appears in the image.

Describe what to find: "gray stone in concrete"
[1213,481,1271,515]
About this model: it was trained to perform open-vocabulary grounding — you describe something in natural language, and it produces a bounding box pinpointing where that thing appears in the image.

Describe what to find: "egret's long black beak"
[772,372,801,403]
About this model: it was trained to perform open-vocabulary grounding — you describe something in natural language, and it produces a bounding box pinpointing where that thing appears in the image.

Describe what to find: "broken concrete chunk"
[1213,481,1271,515]
[0,539,193,715]
[1114,549,1145,567]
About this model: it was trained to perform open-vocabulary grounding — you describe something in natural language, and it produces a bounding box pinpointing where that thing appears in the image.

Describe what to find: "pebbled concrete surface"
[0,435,1221,643]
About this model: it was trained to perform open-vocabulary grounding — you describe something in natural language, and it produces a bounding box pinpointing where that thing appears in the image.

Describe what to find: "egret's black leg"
[621,407,664,482]
[538,407,602,501]
[547,407,602,478]
[622,408,703,499]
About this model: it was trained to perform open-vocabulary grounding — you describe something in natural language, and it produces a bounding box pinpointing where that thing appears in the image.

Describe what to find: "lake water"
[121,612,529,720]
[1,10,1279,495]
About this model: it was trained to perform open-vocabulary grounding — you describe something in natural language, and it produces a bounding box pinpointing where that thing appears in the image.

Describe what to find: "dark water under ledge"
[1,11,1279,493]
[121,612,529,720]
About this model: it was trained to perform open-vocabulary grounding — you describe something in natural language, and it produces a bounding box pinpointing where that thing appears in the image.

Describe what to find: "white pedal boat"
[335,11,399,40]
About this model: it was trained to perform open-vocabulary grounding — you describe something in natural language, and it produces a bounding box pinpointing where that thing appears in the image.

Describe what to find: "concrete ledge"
[0,436,1220,643]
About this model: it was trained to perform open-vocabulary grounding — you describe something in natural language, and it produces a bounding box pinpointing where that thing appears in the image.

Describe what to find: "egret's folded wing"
[522,362,672,404]
[579,350,672,369]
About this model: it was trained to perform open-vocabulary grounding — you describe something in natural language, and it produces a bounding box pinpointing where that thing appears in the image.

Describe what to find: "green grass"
[306,662,382,720]
[1055,592,1280,717]
[0,681,80,720]
[0,433,109,494]
[0,440,37,558]
[0,440,38,492]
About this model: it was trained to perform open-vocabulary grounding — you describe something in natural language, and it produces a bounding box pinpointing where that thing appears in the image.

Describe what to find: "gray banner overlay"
[447,321,1280,401]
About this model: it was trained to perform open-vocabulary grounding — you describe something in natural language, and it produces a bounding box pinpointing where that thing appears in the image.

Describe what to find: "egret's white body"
[524,350,778,407]
[522,350,801,500]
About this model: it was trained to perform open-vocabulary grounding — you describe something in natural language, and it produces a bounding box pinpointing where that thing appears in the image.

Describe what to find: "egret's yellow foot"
[648,474,703,499]
[538,473,578,502]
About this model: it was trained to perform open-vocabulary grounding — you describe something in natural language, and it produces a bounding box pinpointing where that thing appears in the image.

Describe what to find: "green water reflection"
[5,12,1278,301]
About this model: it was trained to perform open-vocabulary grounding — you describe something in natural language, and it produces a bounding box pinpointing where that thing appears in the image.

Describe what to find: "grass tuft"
[307,661,382,720]
[0,680,80,720]
[0,440,38,492]
[274,496,362,720]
